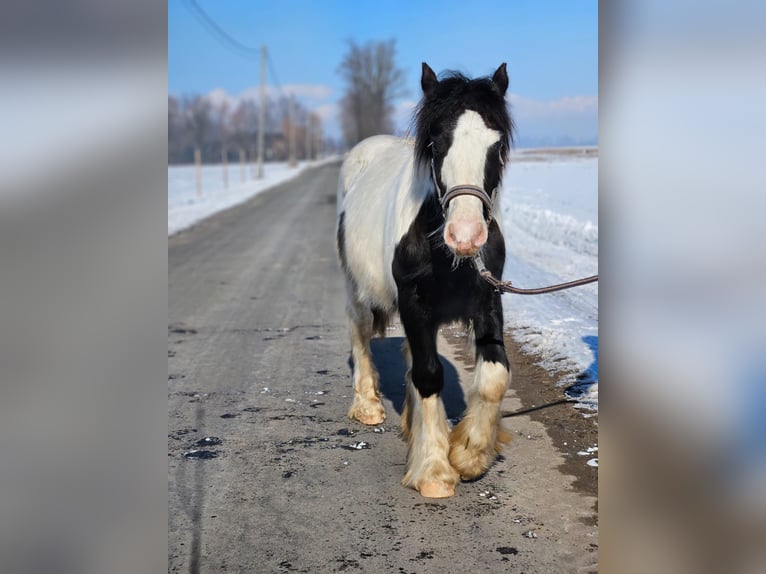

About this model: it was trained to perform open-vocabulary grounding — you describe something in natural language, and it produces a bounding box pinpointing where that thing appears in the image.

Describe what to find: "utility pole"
[304,114,311,161]
[257,45,266,179]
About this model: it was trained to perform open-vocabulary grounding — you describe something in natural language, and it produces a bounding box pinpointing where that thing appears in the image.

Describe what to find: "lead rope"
[473,252,598,295]
[428,148,596,417]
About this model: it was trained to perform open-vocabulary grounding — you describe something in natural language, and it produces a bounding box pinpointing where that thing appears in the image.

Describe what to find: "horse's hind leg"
[449,303,512,480]
[346,294,386,426]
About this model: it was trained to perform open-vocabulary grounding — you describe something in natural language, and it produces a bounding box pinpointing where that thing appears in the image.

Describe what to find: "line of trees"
[168,93,334,165]
[169,39,408,163]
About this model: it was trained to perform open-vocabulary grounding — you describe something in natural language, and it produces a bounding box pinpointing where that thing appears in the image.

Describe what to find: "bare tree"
[215,101,230,148]
[229,100,250,150]
[338,39,407,147]
[185,95,212,153]
[168,95,184,163]
[215,101,230,187]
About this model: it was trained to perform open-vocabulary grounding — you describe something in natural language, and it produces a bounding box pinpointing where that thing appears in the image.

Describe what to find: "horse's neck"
[410,159,435,200]
[389,158,436,244]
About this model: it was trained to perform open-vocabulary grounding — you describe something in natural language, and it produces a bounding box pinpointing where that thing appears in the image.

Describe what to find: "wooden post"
[221,145,228,189]
[239,147,246,182]
[194,146,202,197]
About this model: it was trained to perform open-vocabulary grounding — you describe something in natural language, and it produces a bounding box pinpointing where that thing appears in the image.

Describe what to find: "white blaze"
[441,110,501,189]
[440,110,501,256]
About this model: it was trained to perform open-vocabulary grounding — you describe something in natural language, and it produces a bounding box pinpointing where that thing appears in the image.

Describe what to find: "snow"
[498,149,598,407]
[168,157,338,236]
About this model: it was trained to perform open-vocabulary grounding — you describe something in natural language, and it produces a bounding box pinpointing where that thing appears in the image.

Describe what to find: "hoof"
[353,411,385,426]
[449,421,512,480]
[418,481,456,499]
[449,423,492,480]
[348,399,386,426]
[449,448,491,481]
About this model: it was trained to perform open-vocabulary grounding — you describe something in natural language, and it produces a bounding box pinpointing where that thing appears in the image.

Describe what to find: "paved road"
[169,162,597,573]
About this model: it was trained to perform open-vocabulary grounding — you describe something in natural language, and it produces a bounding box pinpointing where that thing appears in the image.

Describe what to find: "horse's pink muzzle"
[444,216,488,257]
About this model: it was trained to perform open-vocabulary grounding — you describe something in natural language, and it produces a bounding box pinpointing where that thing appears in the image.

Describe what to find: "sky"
[169,0,598,147]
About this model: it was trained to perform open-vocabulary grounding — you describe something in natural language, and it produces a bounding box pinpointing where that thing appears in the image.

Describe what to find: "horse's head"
[415,63,513,258]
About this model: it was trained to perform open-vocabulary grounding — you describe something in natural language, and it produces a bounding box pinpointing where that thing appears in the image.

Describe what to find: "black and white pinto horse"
[337,63,513,498]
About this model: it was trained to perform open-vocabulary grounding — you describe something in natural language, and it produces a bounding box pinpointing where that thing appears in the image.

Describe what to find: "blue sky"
[169,0,598,145]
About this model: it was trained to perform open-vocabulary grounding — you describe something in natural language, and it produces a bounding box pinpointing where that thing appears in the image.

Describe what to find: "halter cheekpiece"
[428,142,499,220]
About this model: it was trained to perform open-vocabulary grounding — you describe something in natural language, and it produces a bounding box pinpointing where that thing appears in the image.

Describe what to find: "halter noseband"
[428,143,499,220]
[440,185,495,213]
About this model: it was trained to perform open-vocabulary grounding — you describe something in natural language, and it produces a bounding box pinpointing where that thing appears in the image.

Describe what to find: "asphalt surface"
[169,161,598,573]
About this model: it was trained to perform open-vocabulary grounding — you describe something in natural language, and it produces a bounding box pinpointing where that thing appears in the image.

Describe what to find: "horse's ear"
[421,62,438,97]
[492,63,509,96]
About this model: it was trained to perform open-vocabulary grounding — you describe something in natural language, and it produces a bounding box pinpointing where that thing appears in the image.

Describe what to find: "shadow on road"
[565,334,598,400]
[368,336,467,420]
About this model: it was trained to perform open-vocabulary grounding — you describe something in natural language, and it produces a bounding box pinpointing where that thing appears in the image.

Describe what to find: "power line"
[182,0,295,104]
[184,1,288,101]
[183,0,260,59]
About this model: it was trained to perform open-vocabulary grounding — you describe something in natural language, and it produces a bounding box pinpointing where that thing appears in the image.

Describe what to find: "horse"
[336,62,514,498]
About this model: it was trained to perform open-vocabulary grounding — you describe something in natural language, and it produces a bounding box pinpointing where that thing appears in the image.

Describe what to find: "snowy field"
[499,148,598,407]
[168,157,338,236]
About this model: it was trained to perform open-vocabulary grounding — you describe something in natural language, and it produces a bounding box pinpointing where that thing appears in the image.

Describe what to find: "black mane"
[413,70,514,167]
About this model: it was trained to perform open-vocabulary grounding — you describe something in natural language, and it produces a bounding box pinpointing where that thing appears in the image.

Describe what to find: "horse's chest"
[393,239,484,322]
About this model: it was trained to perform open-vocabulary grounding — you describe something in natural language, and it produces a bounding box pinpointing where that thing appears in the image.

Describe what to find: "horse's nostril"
[474,227,488,248]
[445,223,457,245]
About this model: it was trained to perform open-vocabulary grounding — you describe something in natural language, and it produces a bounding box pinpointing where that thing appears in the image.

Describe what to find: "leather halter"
[440,184,494,213]
[428,144,498,220]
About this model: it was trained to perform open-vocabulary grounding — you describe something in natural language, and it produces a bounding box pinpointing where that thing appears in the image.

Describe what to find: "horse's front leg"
[449,297,512,480]
[398,290,458,498]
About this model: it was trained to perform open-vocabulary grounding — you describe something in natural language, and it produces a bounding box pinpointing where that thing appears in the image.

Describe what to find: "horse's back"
[338,135,413,208]
[337,135,419,311]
